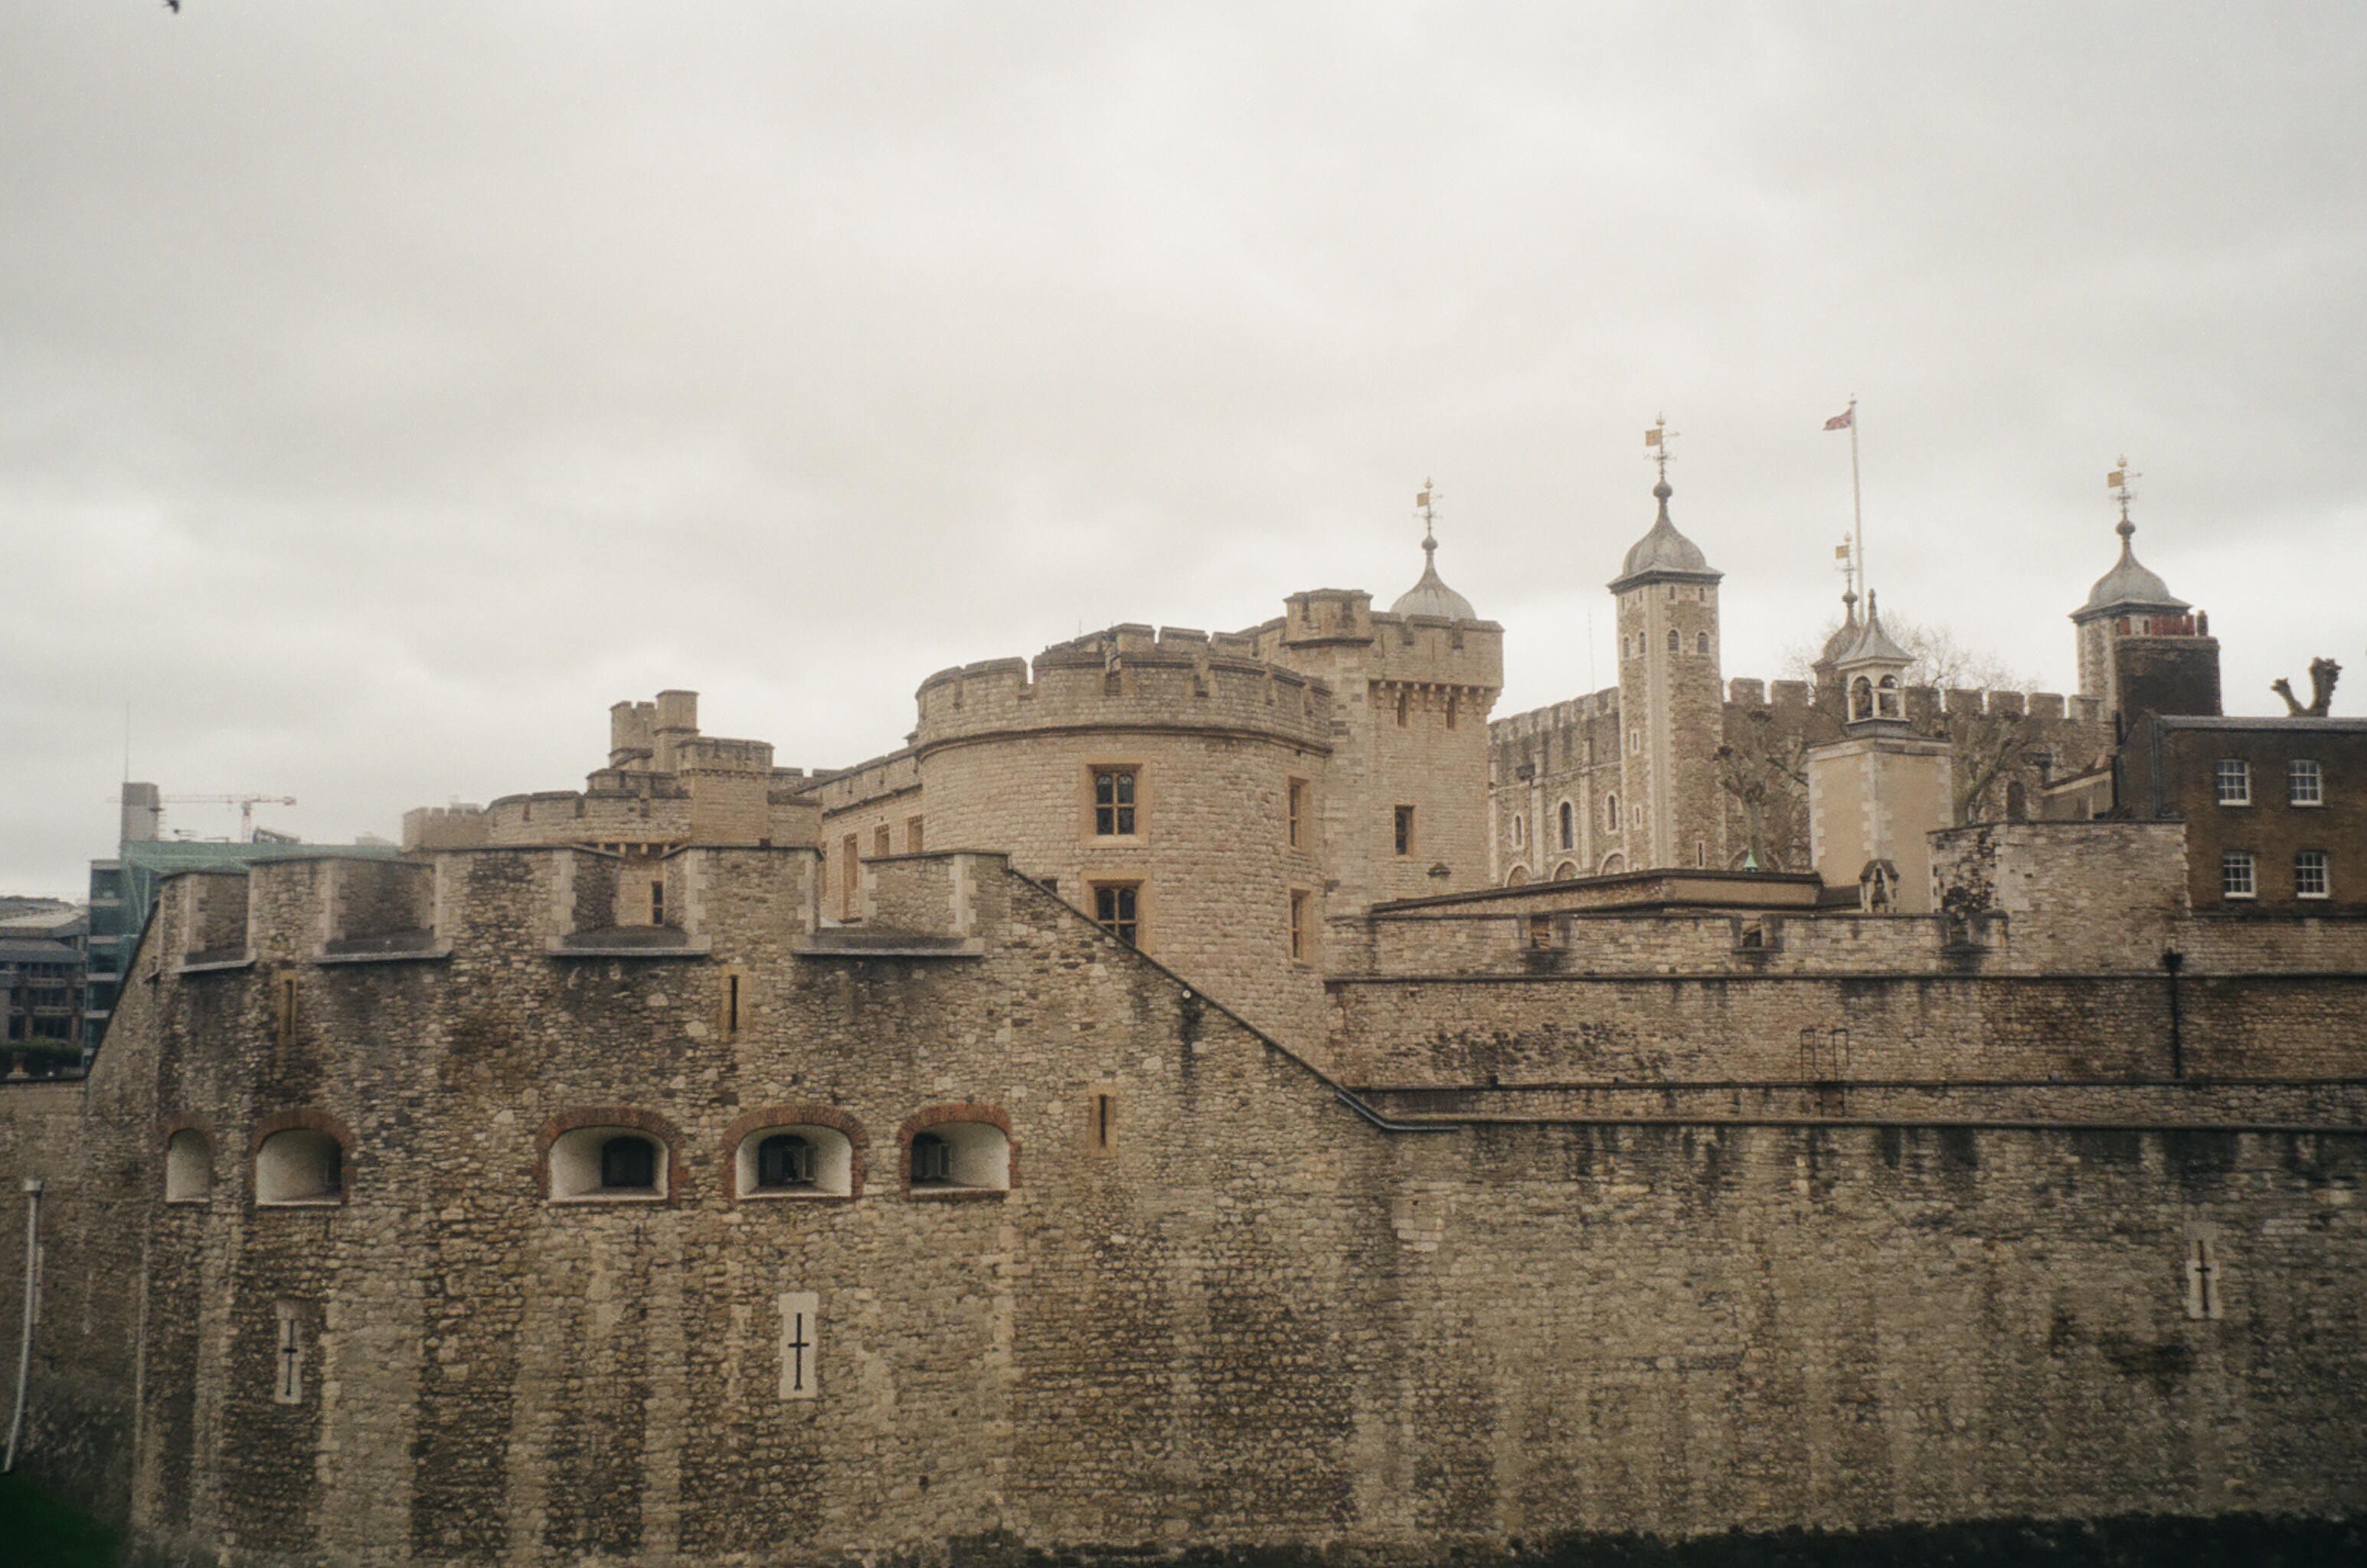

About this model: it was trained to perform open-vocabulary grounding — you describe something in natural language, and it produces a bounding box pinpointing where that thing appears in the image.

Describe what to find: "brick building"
[2126,716,2367,910]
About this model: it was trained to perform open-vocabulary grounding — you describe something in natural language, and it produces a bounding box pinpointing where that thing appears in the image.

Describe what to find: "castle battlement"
[803,749,921,815]
[153,843,828,967]
[1245,591,1506,694]
[402,690,821,854]
[913,625,1334,755]
[1492,688,1622,742]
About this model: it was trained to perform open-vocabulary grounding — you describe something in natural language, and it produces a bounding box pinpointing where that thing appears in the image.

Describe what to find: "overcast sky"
[3,4,2362,893]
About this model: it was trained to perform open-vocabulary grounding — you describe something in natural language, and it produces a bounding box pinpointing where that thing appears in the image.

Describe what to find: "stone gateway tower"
[1610,475,1727,871]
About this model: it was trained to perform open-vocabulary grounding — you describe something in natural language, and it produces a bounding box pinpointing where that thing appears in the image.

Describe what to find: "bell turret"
[1833,590,1913,730]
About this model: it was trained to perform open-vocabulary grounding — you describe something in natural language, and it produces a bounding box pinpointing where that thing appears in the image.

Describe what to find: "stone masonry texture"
[1,839,2362,1565]
[3,533,2364,1565]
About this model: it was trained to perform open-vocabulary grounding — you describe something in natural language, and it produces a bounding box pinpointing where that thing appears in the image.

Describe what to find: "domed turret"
[1607,430,1729,874]
[1390,547,1474,621]
[2078,514,2189,619]
[1608,479,1721,593]
[1813,588,1862,681]
[2070,462,2207,714]
[1390,480,1476,621]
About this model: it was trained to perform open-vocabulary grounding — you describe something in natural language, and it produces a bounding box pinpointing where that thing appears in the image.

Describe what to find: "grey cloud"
[2,2,2361,888]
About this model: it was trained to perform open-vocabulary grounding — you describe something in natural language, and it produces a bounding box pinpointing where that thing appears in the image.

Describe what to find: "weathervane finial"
[2107,456,2142,542]
[1414,477,1439,561]
[1644,414,1676,492]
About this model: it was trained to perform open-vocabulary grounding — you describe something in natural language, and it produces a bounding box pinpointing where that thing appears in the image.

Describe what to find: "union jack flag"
[1823,407,1853,431]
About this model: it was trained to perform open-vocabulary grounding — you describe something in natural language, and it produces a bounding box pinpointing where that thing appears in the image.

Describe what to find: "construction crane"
[162,794,297,843]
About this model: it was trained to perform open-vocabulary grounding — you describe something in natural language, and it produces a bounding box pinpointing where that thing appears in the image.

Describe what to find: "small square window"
[2296,850,2329,900]
[2215,760,2251,806]
[2221,850,2256,900]
[1094,769,1137,835]
[2290,759,2323,806]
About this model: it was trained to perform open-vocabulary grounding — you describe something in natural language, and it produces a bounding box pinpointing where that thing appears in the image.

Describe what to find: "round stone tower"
[910,626,1335,1046]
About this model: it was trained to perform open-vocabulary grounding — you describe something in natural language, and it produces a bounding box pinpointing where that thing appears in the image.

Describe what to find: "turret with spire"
[1390,478,1478,621]
[1832,590,1914,730]
[1803,579,1953,915]
[1264,478,1502,912]
[2071,459,2208,722]
[1608,417,1728,872]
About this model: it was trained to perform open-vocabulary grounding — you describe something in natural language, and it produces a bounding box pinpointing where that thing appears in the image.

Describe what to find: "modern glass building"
[83,784,399,1053]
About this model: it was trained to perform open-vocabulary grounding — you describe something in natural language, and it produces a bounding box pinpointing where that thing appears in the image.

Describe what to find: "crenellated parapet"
[406,691,819,852]
[1248,590,1506,700]
[913,625,1335,757]
[803,749,920,815]
[149,844,825,974]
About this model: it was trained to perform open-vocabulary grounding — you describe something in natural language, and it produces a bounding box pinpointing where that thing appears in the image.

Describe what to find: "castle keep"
[4,462,2364,1566]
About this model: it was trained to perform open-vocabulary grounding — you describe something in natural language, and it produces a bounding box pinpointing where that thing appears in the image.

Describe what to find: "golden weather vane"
[1414,477,1440,557]
[2107,456,2142,534]
[1644,414,1677,483]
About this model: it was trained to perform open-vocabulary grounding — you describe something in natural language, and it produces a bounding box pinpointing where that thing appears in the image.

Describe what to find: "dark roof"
[2076,521,2189,617]
[1609,481,1720,591]
[2158,716,2367,733]
[1388,536,1477,621]
[0,939,82,964]
[1833,595,1912,668]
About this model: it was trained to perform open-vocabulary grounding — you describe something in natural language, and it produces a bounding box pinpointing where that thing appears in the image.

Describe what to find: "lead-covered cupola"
[2070,459,2208,714]
[1390,479,1478,620]
[1607,476,1721,595]
[2077,515,2189,625]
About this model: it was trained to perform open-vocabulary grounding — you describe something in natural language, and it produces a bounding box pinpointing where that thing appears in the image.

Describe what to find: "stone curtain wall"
[1327,971,2367,1088]
[1489,689,1625,883]
[1490,678,2115,880]
[7,847,2364,1563]
[1931,822,2189,969]
[0,1079,140,1527]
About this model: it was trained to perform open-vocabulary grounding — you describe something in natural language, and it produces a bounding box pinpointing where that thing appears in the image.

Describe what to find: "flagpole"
[1847,395,1862,599]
